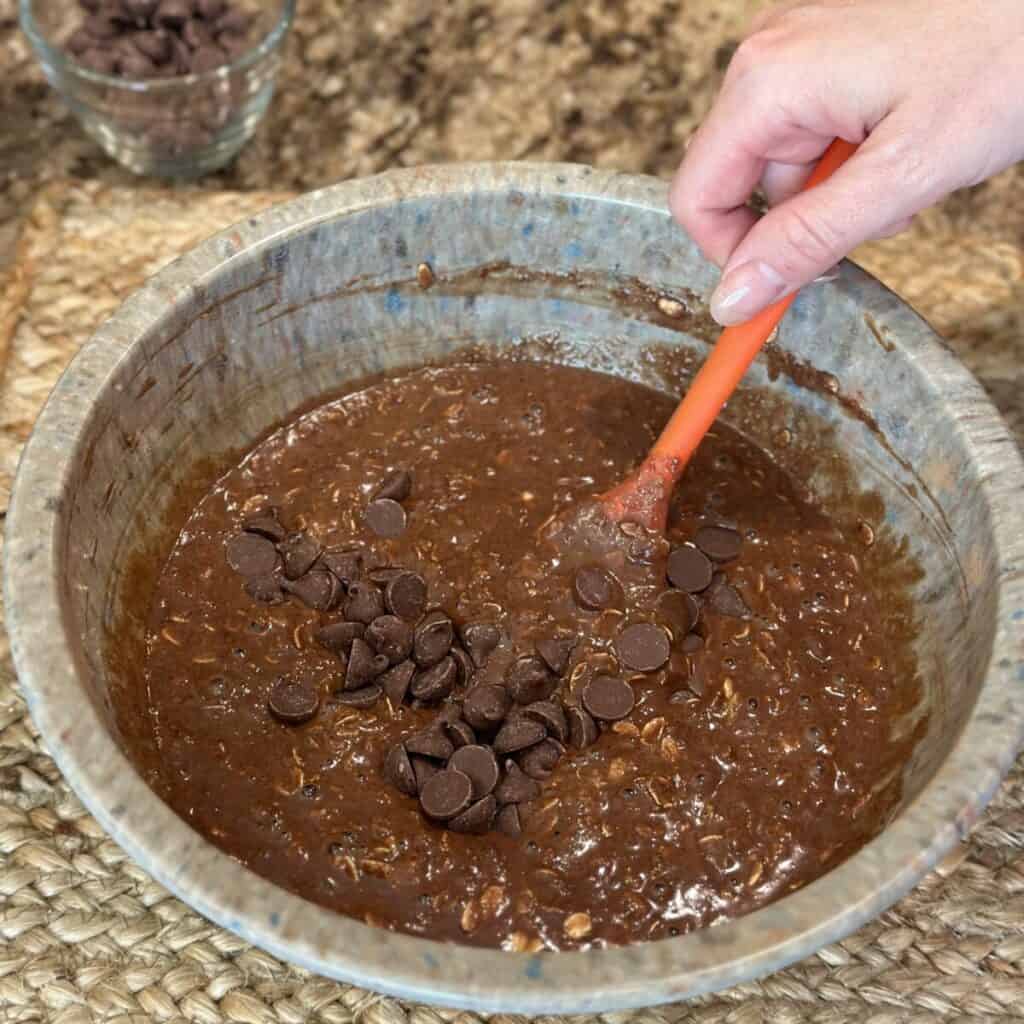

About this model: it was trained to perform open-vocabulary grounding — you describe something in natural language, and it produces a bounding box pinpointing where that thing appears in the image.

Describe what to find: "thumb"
[709,123,933,325]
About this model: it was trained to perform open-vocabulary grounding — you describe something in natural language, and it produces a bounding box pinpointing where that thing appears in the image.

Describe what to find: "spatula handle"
[650,137,858,470]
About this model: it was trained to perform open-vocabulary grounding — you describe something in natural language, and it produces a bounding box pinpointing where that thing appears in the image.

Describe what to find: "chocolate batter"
[132,359,922,950]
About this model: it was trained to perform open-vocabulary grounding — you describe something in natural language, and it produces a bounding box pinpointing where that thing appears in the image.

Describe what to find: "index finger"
[668,73,834,266]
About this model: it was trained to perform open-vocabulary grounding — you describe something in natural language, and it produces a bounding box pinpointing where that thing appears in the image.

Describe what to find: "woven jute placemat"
[1,181,1023,1024]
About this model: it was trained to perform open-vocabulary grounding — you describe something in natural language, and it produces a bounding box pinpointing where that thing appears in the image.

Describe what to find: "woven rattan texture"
[0,181,1022,1023]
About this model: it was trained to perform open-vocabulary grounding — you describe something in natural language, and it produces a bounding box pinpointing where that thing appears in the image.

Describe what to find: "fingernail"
[710,260,787,325]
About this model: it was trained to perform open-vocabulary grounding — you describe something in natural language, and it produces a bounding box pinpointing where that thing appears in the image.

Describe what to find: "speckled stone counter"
[0,0,749,230]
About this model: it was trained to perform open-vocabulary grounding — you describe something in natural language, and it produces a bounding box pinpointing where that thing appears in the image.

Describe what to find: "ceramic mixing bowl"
[5,164,1024,1013]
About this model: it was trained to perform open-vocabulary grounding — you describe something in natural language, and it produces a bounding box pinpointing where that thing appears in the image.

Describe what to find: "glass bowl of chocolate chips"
[19,0,294,177]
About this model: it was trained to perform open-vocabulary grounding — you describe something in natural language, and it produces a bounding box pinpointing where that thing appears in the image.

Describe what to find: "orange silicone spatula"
[600,137,858,531]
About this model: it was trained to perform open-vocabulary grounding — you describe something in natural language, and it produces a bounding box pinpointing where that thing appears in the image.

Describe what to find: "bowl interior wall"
[60,189,994,837]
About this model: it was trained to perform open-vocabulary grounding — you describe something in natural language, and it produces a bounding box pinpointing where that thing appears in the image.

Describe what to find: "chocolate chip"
[365,615,414,664]
[459,622,500,668]
[664,656,690,694]
[195,0,226,17]
[191,43,226,71]
[582,675,635,721]
[283,569,341,611]
[217,30,248,58]
[379,659,416,705]
[131,28,172,62]
[383,743,416,796]
[504,655,556,705]
[667,544,714,592]
[449,795,497,834]
[316,620,365,656]
[616,623,671,672]
[694,524,743,562]
[462,683,511,732]
[122,0,159,20]
[656,589,699,638]
[534,632,576,675]
[67,28,93,54]
[494,760,541,804]
[522,700,569,742]
[84,12,120,37]
[168,32,190,71]
[77,47,117,72]
[244,574,284,604]
[413,611,454,667]
[154,0,190,28]
[344,638,389,690]
[365,498,407,539]
[445,718,476,749]
[374,469,412,502]
[419,769,474,821]
[405,724,454,761]
[495,802,522,836]
[411,755,440,792]
[216,8,251,35]
[320,548,362,587]
[436,701,463,725]
[449,646,475,686]
[226,532,278,577]
[493,717,546,755]
[111,34,141,60]
[703,571,726,598]
[357,552,387,573]
[279,531,321,580]
[384,571,427,620]
[268,676,319,724]
[410,657,457,703]
[448,744,500,798]
[117,49,155,76]
[335,684,381,708]
[344,581,386,624]
[682,632,704,653]
[519,738,563,780]
[182,16,213,48]
[573,565,623,611]
[367,567,404,585]
[567,705,599,748]
[709,581,751,619]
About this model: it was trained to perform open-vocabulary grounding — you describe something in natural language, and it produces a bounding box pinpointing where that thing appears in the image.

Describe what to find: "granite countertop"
[0,0,756,236]
[1,0,1022,409]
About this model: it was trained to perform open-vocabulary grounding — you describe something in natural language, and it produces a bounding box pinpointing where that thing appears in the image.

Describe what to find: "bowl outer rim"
[5,161,1024,1013]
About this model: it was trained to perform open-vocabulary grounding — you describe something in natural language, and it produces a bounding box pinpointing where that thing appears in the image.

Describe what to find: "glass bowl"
[19,0,295,178]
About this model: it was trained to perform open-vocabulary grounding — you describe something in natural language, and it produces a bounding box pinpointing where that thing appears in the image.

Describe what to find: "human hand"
[669,0,1024,325]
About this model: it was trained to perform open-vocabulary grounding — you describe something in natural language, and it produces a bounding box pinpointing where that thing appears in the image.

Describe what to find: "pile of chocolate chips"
[381,640,637,837]
[226,471,749,839]
[64,0,253,77]
[224,470,416,611]
[377,524,750,837]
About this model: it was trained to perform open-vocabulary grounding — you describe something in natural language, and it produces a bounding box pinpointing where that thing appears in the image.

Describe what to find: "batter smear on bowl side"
[129,358,923,950]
